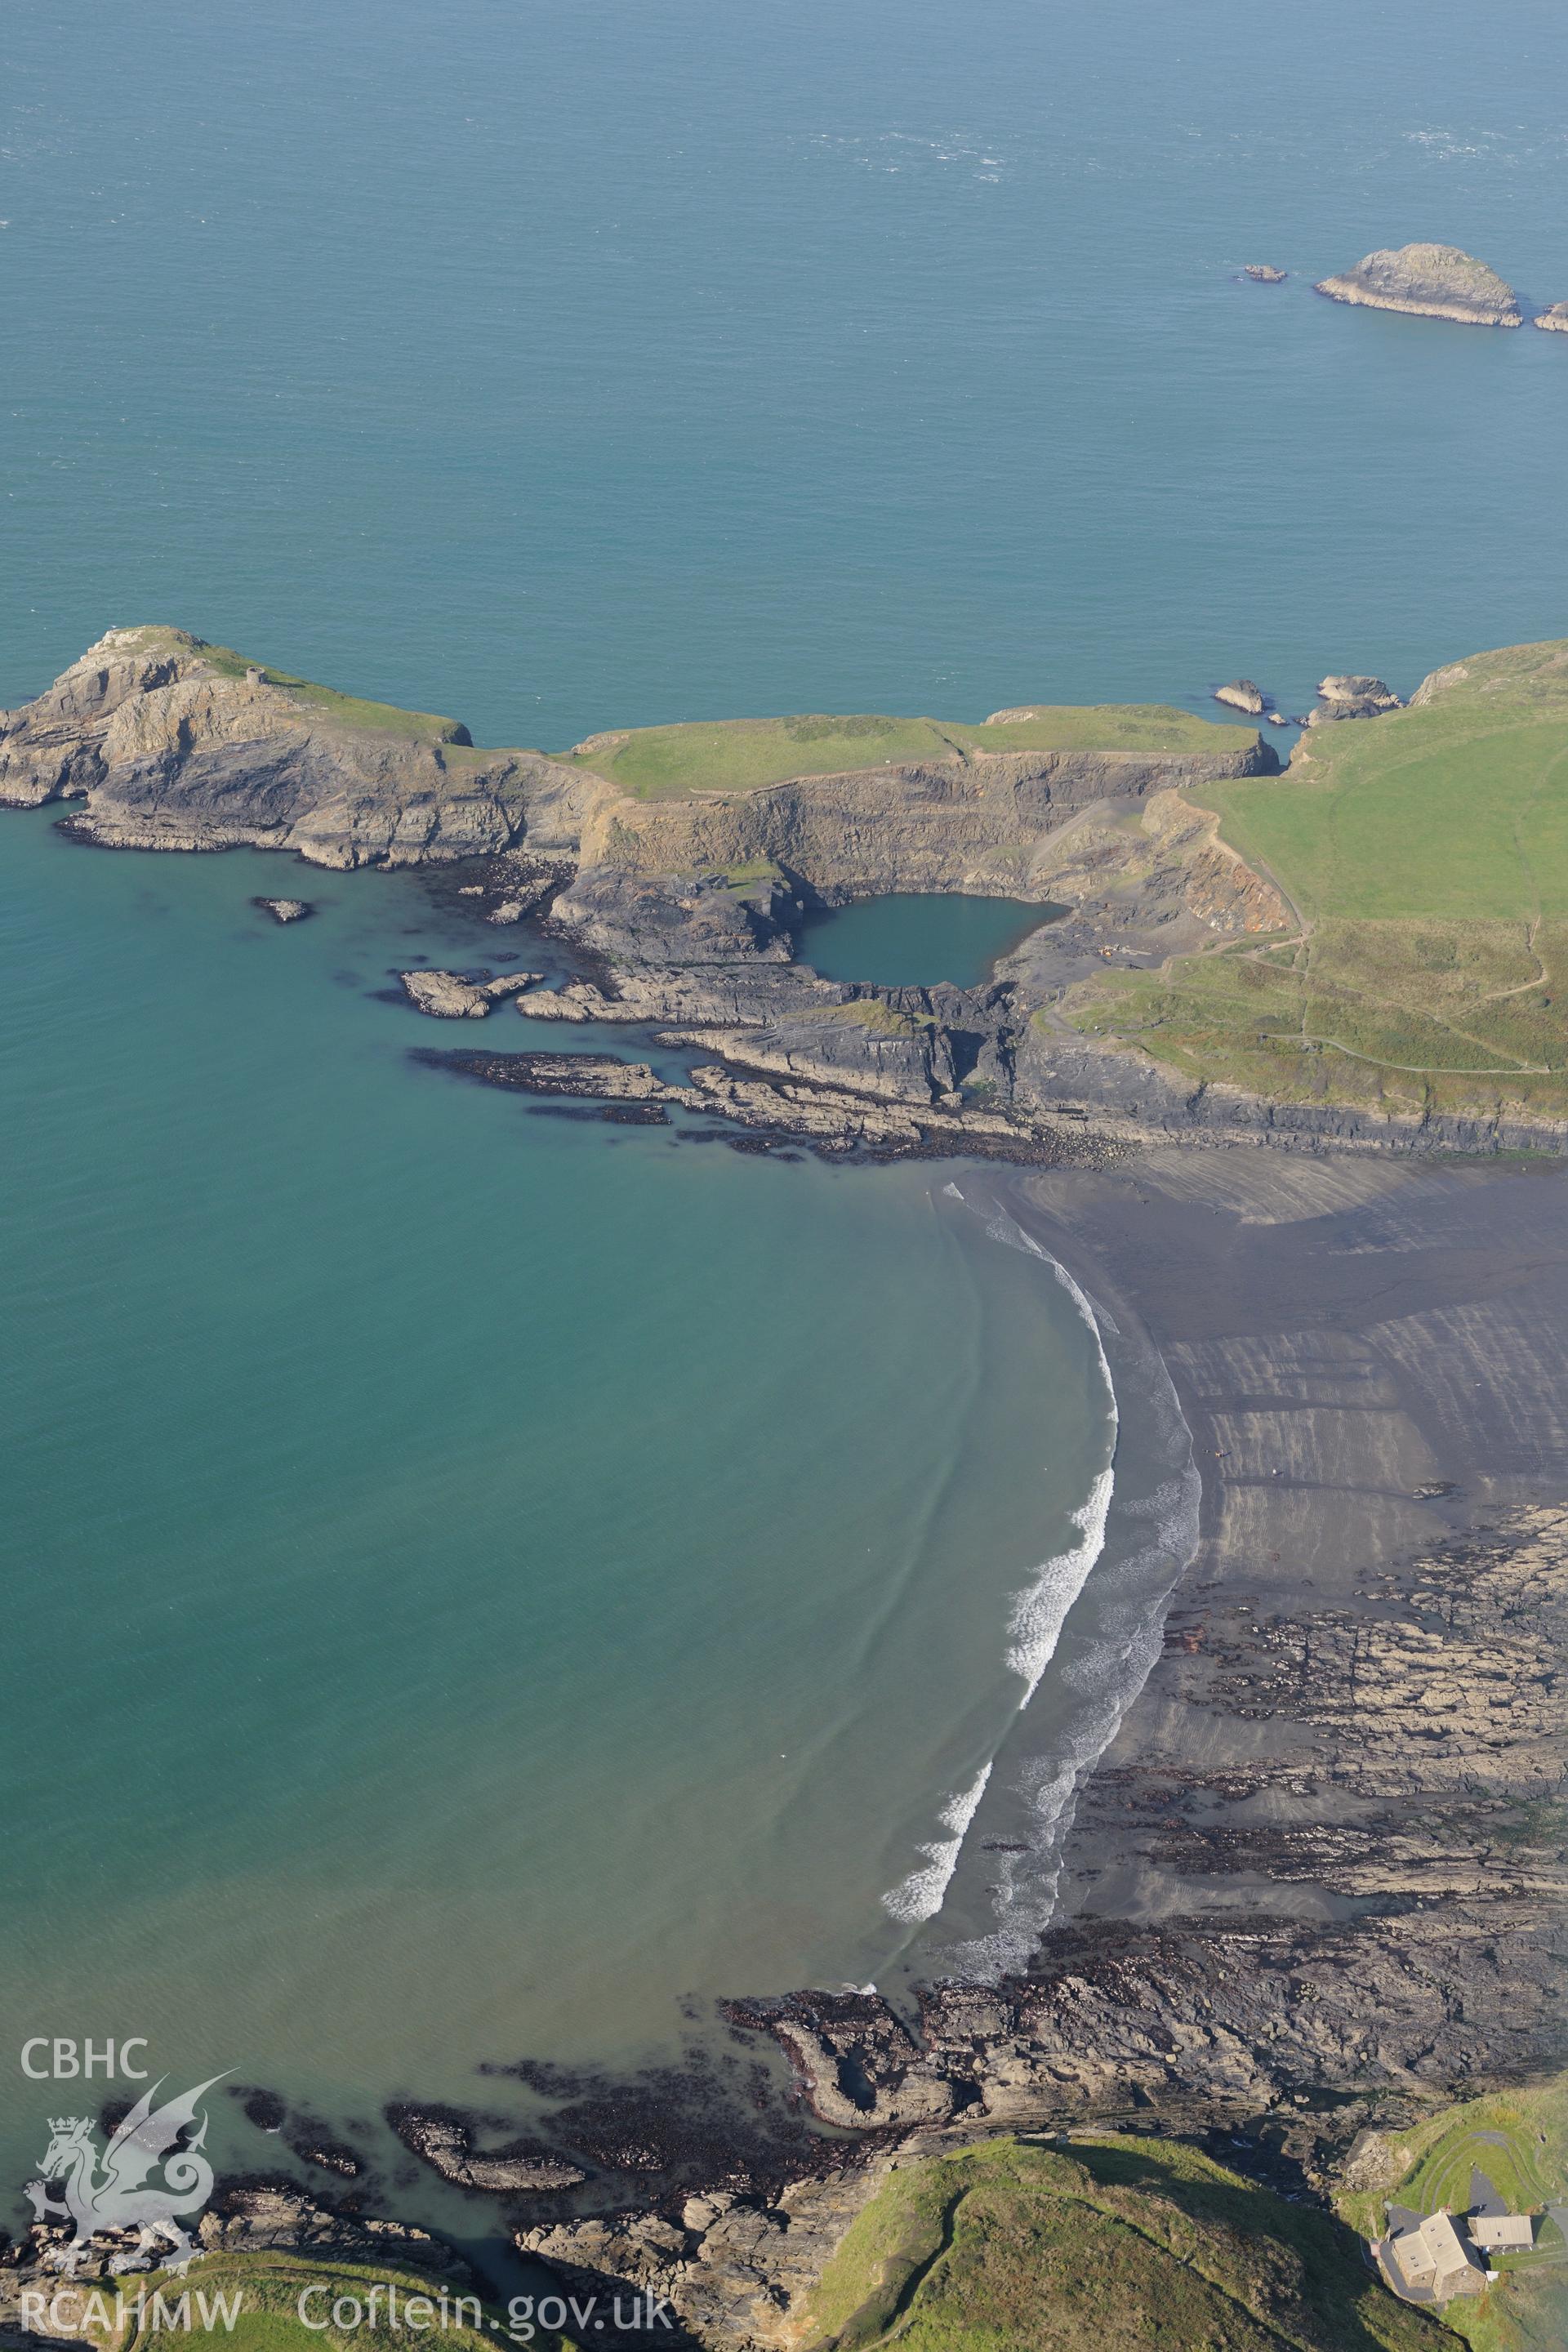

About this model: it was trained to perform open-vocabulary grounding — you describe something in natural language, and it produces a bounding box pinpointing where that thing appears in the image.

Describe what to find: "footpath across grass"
[1066,638,1568,1122]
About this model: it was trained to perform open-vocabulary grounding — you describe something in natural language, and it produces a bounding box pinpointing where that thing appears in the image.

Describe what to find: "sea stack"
[1214,679,1267,715]
[1315,243,1521,327]
[1244,265,1286,283]
[1534,303,1568,333]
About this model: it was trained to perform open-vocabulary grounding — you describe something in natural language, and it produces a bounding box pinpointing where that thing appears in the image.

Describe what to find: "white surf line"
[968,1192,1121,1707]
[882,1762,994,1924]
[879,1185,1121,1927]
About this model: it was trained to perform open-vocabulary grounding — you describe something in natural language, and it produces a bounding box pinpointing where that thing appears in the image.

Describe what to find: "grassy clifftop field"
[559,705,1253,799]
[796,2136,1440,2352]
[1066,639,1568,1122]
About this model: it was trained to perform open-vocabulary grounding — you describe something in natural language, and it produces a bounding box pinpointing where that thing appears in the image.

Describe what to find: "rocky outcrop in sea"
[1306,673,1402,724]
[1315,243,1521,327]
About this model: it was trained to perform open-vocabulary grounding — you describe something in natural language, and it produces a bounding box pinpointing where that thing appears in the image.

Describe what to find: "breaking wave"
[880,1187,1122,1927]
[882,1762,994,1924]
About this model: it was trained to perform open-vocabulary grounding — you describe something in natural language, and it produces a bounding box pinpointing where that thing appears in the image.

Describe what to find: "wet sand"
[985,1143,1568,2137]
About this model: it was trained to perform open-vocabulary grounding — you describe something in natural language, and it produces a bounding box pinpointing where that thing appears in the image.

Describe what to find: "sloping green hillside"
[1066,639,1568,1123]
[559,705,1254,799]
[798,2136,1441,2352]
[118,626,472,744]
[1200,641,1568,923]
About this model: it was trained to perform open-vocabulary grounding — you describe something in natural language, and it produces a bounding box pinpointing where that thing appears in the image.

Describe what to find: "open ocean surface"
[4,0,1567,2230]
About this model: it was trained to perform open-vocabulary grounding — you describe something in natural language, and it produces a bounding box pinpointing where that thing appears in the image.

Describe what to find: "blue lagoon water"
[796,894,1055,987]
[3,0,1566,2223]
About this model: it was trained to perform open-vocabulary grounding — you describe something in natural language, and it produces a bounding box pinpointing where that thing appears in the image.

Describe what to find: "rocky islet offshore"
[1315,243,1523,327]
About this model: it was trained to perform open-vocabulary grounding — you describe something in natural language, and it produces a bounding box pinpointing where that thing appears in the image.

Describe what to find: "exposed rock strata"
[0,630,1276,893]
[430,1044,1108,1165]
[0,630,596,869]
[516,2167,889,2352]
[253,896,311,922]
[8,630,1566,1165]
[1244,265,1286,283]
[399,969,541,1018]
[1315,244,1521,327]
[568,735,1277,897]
[0,2184,473,2309]
[1534,302,1568,333]
[1307,674,1401,724]
[1214,680,1267,715]
[386,2103,586,2193]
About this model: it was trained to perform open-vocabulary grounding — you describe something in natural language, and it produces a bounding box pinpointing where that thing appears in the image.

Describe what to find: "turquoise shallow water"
[3,0,1566,2235]
[796,895,1055,987]
[0,811,1112,2207]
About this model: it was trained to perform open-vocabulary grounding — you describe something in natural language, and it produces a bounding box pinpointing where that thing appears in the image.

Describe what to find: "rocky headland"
[0,626,1316,1167]
[1315,243,1522,327]
[7,626,1566,1167]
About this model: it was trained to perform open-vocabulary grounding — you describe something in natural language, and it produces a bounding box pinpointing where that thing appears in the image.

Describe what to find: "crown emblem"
[48,2118,89,2136]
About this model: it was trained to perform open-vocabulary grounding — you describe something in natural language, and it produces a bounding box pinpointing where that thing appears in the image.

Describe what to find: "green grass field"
[558,705,1252,799]
[1066,639,1568,1122]
[798,2135,1441,2352]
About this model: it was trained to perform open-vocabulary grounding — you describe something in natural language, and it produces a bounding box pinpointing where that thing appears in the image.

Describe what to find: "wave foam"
[1004,1463,1116,1702]
[881,1762,993,1924]
[880,1187,1124,1931]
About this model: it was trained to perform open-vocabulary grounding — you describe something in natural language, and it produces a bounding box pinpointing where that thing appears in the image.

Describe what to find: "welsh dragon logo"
[26,2075,228,2274]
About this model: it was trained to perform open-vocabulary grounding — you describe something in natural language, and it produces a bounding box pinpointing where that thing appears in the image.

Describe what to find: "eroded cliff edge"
[5,626,1564,1170]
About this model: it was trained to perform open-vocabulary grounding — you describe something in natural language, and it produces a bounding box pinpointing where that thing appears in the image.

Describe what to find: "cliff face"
[577,739,1278,898]
[0,629,599,869]
[1315,243,1521,327]
[0,628,1276,891]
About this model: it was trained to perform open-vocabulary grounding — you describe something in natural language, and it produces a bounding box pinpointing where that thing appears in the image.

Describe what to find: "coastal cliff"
[0,629,1275,893]
[0,628,599,868]
[0,626,1298,1165]
[7,626,1566,1165]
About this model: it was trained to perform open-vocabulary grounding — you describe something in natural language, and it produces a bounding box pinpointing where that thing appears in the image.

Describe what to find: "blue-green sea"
[4,0,1567,2236]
